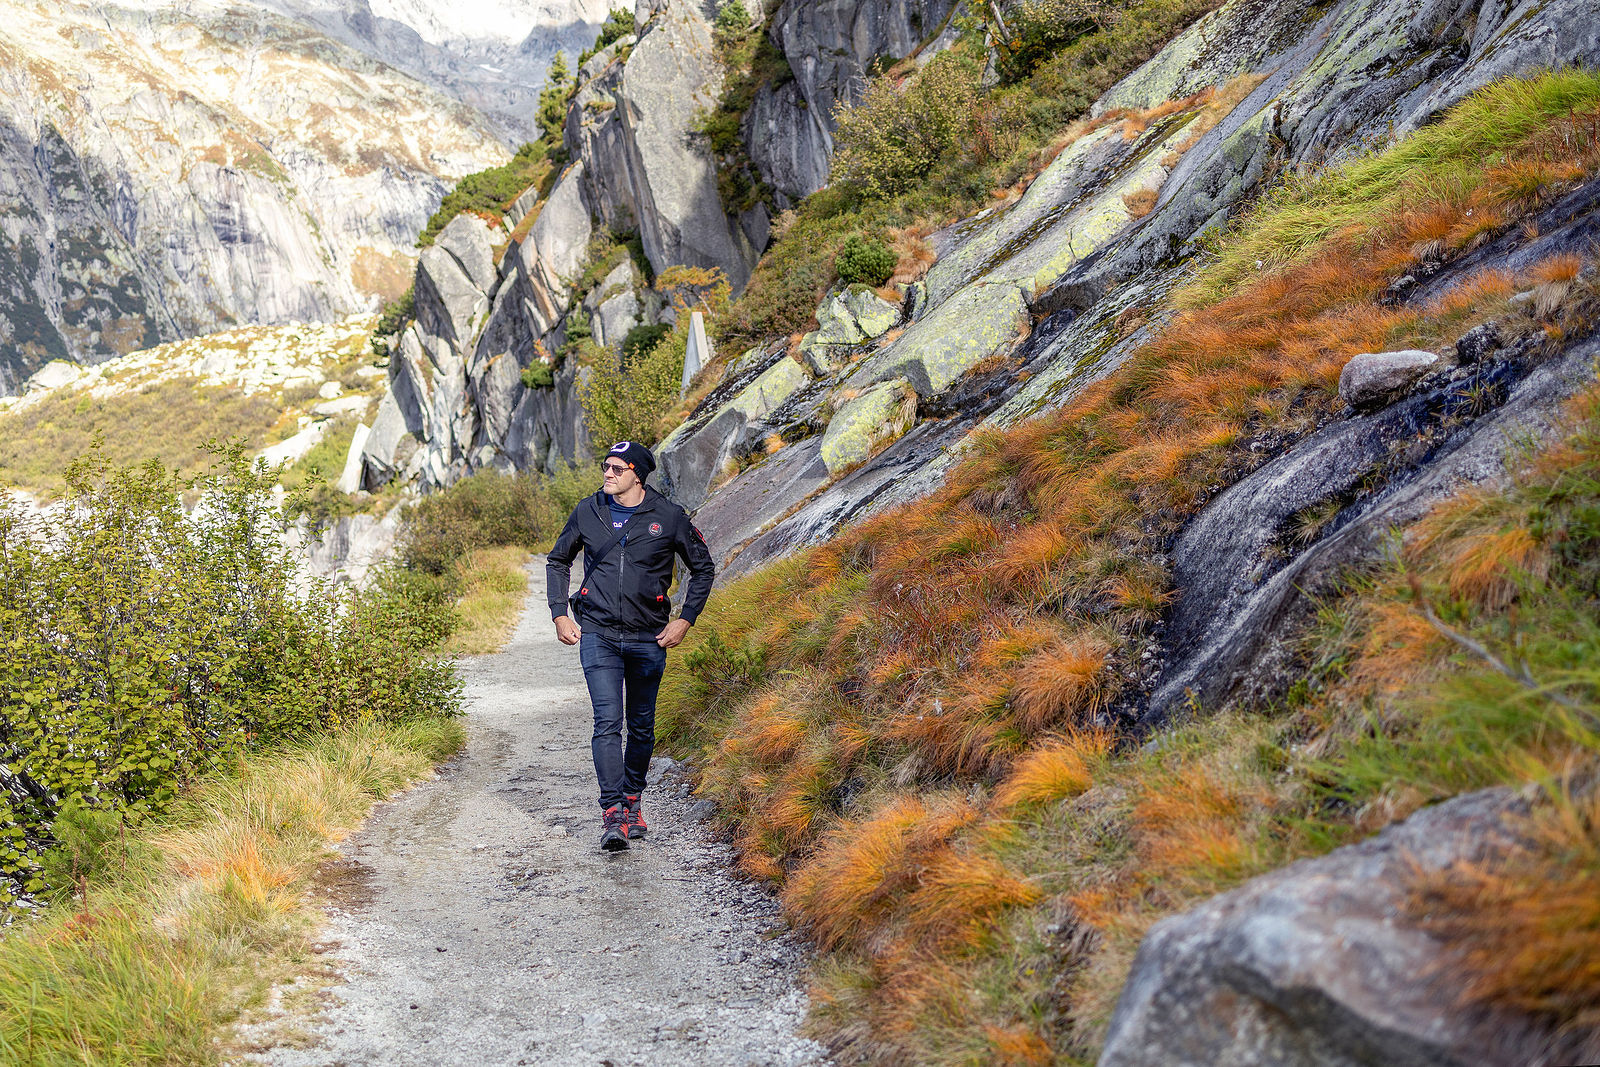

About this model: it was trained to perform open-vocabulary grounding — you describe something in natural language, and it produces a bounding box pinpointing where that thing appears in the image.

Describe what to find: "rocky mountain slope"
[248,0,614,141]
[0,0,512,394]
[352,0,1600,1062]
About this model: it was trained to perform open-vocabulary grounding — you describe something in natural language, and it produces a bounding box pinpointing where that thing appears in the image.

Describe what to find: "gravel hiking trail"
[250,561,827,1067]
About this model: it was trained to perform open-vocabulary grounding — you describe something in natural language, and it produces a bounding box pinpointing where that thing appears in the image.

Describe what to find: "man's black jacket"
[546,487,716,633]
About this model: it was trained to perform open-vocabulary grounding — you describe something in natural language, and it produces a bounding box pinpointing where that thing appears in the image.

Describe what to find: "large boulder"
[818,378,916,474]
[1099,787,1568,1067]
[1339,349,1441,411]
[656,351,812,509]
[433,214,498,295]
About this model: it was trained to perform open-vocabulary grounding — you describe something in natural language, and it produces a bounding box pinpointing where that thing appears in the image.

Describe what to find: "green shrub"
[0,444,462,908]
[715,0,751,34]
[396,462,600,577]
[521,362,556,389]
[582,330,686,447]
[835,234,898,286]
[372,287,415,358]
[832,50,983,199]
[579,7,636,66]
[621,322,671,362]
[995,0,1126,82]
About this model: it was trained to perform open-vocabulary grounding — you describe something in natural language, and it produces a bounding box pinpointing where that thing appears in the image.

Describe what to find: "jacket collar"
[591,485,662,518]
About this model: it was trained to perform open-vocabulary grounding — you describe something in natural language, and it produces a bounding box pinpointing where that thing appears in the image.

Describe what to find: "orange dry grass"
[1409,791,1600,1040]
[901,848,1042,952]
[983,1024,1057,1066]
[1348,598,1450,695]
[1133,764,1272,883]
[979,1023,1056,1067]
[1011,633,1112,732]
[994,732,1109,810]
[785,795,978,952]
[890,223,938,285]
[1122,188,1158,219]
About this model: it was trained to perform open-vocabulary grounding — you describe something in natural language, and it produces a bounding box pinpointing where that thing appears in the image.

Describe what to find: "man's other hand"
[656,618,691,648]
[555,616,582,645]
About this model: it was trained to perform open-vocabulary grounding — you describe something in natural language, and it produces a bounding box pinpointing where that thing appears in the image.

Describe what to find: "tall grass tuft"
[0,719,462,1064]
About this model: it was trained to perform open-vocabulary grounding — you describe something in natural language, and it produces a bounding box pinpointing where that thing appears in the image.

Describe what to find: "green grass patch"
[418,141,550,248]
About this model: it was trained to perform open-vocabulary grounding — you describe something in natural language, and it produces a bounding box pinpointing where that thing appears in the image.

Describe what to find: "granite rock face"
[565,0,761,292]
[0,0,508,395]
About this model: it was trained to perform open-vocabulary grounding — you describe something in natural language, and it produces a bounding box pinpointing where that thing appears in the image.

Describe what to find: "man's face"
[602,459,640,495]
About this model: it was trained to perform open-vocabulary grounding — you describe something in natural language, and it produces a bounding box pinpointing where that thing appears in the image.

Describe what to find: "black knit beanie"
[606,440,656,482]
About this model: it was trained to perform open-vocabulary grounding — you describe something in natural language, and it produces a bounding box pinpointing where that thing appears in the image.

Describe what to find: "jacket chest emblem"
[649,522,661,535]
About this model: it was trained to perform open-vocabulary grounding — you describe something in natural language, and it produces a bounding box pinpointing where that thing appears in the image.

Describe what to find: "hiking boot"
[624,794,648,837]
[600,804,630,851]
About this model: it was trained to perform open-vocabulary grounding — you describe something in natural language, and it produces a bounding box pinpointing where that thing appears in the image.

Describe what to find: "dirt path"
[251,561,827,1067]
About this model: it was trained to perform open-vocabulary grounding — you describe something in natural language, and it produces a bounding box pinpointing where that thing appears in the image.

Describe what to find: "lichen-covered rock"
[656,353,812,508]
[1338,349,1440,410]
[1099,787,1563,1067]
[846,282,1028,397]
[819,378,917,473]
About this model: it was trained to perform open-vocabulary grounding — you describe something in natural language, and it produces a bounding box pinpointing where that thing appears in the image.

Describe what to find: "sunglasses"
[601,462,631,475]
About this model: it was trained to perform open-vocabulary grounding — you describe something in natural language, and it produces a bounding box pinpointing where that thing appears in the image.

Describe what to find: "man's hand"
[555,615,582,645]
[656,618,691,649]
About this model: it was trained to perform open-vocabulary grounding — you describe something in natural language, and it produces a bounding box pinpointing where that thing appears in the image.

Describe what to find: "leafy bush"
[995,0,1127,82]
[397,463,600,577]
[835,234,898,286]
[0,444,461,907]
[621,322,671,362]
[418,141,549,247]
[832,51,983,199]
[582,267,730,447]
[521,362,556,389]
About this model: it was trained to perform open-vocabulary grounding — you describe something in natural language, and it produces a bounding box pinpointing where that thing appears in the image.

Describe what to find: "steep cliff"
[0,0,510,394]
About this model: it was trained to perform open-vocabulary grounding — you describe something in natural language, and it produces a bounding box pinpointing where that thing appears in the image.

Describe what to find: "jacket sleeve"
[674,512,716,624]
[546,509,585,620]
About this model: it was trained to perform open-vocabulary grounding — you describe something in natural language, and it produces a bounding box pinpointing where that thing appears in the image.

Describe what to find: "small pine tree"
[538,52,573,144]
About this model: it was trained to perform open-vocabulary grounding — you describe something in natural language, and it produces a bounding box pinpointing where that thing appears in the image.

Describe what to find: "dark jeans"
[578,632,667,810]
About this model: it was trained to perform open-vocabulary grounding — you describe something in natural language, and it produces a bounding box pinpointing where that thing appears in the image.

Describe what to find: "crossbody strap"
[573,508,649,601]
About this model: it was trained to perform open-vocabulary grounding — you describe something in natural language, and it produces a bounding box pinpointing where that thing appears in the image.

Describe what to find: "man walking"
[547,441,716,851]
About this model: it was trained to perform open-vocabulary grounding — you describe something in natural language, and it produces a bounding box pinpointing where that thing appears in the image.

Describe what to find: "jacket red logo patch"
[649,522,661,535]
[579,587,588,595]
[656,595,665,601]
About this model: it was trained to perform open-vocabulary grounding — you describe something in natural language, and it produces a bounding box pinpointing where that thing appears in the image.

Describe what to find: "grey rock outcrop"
[1099,787,1568,1067]
[565,0,761,291]
[1338,349,1441,410]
